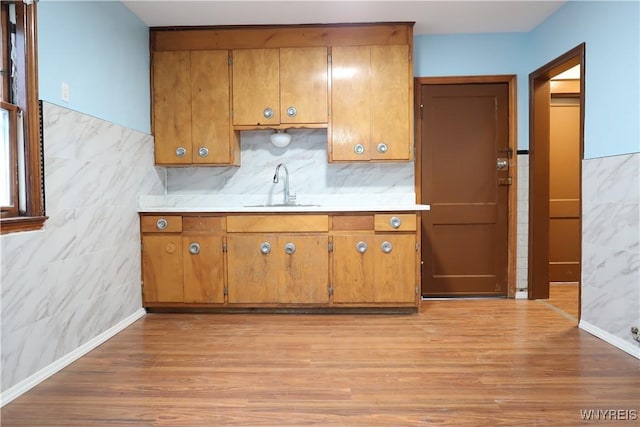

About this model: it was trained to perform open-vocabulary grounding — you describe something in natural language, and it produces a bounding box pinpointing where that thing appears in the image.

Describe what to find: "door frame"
[528,44,585,302]
[415,75,518,297]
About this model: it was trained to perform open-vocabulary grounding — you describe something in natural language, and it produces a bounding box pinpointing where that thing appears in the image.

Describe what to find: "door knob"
[496,158,509,170]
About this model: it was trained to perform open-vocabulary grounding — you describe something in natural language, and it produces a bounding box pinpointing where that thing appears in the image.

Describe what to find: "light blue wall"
[414,33,530,150]
[530,0,640,159]
[414,1,640,158]
[38,1,150,133]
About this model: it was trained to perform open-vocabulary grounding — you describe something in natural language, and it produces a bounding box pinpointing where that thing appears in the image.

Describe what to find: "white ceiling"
[122,0,566,35]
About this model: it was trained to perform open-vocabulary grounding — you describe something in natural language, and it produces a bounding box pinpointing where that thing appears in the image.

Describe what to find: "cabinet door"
[330,46,371,161]
[374,234,416,303]
[232,49,280,126]
[183,235,225,303]
[153,51,192,164]
[332,234,375,303]
[191,50,232,165]
[370,45,411,161]
[142,235,184,302]
[277,235,329,304]
[227,234,278,303]
[280,47,328,124]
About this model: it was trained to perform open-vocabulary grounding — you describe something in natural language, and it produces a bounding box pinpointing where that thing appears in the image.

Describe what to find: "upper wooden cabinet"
[150,23,413,164]
[330,44,412,162]
[152,50,240,165]
[231,47,328,126]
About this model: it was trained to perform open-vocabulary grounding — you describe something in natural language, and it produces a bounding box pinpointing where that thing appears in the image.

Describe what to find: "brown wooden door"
[152,51,191,164]
[330,46,371,161]
[227,234,279,303]
[549,98,581,282]
[370,45,411,161]
[191,50,231,165]
[142,234,184,302]
[277,235,329,304]
[420,83,509,297]
[182,235,225,303]
[280,47,328,125]
[232,49,280,126]
[373,234,416,302]
[332,233,375,303]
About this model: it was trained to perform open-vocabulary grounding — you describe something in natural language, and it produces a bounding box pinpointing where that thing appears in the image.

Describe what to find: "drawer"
[331,215,374,231]
[227,215,329,232]
[183,216,226,232]
[141,215,183,233]
[374,214,416,232]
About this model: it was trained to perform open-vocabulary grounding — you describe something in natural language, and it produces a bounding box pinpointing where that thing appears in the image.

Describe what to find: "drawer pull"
[353,144,365,155]
[286,106,297,118]
[156,218,168,230]
[390,216,402,229]
[381,241,393,253]
[356,241,368,253]
[263,107,274,119]
[189,242,201,255]
[377,142,389,153]
[284,242,296,255]
[198,147,209,157]
[260,242,272,255]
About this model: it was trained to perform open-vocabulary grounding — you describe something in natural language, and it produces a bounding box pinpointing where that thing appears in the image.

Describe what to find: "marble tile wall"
[516,154,530,294]
[166,129,416,200]
[0,103,165,393]
[581,152,640,349]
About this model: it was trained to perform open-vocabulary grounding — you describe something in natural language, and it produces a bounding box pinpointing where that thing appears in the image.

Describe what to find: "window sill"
[0,216,48,235]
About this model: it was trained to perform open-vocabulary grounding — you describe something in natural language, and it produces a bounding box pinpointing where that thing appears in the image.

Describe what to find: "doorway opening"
[528,44,585,322]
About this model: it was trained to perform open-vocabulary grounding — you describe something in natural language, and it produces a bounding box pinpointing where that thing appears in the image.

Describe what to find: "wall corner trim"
[579,320,640,360]
[0,308,147,408]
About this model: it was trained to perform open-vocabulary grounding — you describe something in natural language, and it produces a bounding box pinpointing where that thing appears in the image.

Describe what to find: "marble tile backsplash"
[166,129,416,202]
[581,152,640,349]
[0,103,164,392]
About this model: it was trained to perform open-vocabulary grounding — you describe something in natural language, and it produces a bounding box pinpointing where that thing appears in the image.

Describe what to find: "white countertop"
[138,194,431,213]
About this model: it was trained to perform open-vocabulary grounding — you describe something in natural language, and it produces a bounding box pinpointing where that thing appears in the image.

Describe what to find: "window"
[0,0,45,234]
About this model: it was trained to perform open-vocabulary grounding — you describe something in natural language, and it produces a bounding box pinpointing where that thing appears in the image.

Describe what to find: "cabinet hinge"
[328,285,334,296]
[415,242,419,251]
[222,243,227,253]
[224,286,229,296]
[228,56,233,66]
[328,53,331,63]
[415,286,419,295]
[328,242,333,252]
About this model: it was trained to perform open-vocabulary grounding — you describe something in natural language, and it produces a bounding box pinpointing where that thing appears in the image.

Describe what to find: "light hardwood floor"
[2,299,639,426]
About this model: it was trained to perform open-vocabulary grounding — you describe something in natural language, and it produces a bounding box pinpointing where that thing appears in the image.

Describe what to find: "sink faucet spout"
[273,163,296,205]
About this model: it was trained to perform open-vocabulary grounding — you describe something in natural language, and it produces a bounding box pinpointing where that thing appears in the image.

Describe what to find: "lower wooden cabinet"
[140,212,419,310]
[332,233,416,304]
[227,234,329,304]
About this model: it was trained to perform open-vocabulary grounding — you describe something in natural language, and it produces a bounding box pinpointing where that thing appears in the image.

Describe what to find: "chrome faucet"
[273,163,296,205]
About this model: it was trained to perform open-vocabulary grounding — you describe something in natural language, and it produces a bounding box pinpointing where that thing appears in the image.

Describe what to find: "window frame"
[0,0,46,234]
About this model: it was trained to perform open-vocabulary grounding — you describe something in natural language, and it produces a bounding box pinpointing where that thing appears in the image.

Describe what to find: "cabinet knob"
[389,216,402,229]
[356,241,368,253]
[381,241,393,253]
[353,144,365,155]
[284,242,296,255]
[260,242,272,254]
[286,106,297,118]
[377,143,389,153]
[175,147,187,157]
[156,218,168,230]
[198,147,209,157]
[189,242,201,255]
[263,107,274,119]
